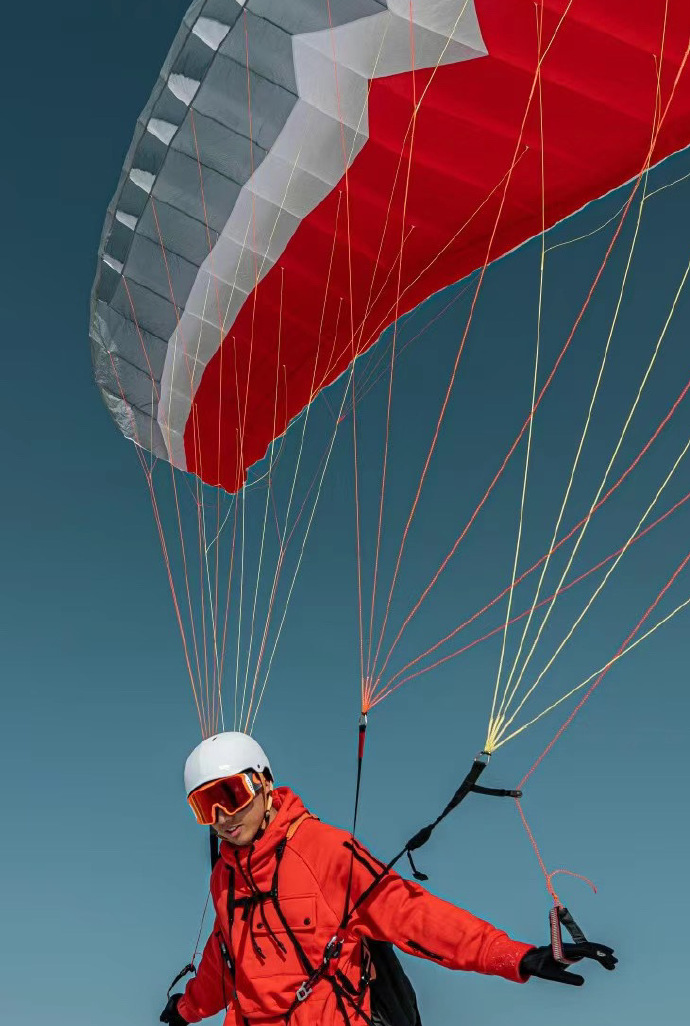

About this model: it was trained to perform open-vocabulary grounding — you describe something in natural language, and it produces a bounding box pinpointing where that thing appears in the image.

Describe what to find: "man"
[161,732,616,1026]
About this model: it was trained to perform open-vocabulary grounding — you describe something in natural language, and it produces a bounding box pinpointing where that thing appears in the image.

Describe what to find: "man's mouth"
[219,824,241,839]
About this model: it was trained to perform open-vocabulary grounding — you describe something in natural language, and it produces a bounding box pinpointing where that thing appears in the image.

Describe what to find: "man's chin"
[216,826,250,846]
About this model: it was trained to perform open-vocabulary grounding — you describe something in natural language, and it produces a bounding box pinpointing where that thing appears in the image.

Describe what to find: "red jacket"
[178,789,532,1025]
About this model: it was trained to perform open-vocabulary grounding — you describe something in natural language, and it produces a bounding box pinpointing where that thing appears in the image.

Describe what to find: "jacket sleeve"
[177,919,230,1023]
[317,834,533,985]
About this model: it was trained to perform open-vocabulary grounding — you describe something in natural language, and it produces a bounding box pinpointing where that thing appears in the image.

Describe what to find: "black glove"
[520,941,618,986]
[160,993,188,1026]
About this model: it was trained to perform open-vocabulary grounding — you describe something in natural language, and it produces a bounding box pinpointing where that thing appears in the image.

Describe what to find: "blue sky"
[2,4,690,1026]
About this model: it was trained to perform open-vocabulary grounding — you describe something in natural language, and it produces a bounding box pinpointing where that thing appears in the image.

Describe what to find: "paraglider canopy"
[91,0,690,493]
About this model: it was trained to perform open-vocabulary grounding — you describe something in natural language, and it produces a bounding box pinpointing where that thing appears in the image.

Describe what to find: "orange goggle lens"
[187,772,261,825]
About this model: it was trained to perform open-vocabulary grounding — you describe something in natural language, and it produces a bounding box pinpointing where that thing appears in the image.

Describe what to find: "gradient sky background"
[2,4,690,1026]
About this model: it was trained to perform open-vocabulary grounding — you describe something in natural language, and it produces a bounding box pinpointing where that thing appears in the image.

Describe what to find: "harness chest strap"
[221,812,368,1026]
[216,813,329,1023]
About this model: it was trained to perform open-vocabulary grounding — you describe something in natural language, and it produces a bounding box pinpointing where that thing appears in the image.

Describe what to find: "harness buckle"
[324,934,343,963]
[295,981,313,1002]
[294,934,343,1005]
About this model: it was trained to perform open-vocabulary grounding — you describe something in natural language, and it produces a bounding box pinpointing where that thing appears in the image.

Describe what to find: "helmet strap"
[262,778,274,822]
[249,776,273,840]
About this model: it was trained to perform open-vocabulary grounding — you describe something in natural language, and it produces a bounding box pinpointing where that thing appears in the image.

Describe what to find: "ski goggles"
[187,771,263,825]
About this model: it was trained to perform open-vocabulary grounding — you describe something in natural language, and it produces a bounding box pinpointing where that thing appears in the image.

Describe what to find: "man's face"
[213,786,269,847]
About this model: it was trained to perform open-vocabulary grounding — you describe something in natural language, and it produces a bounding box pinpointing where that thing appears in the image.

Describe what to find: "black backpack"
[366,941,422,1026]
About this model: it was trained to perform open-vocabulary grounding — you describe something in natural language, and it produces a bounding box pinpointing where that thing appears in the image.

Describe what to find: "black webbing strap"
[270,840,319,983]
[210,827,220,869]
[470,783,523,798]
[222,867,238,978]
[330,976,375,1026]
[217,865,252,1026]
[342,756,488,914]
[166,962,196,998]
[549,905,588,965]
[344,753,520,920]
[341,716,368,929]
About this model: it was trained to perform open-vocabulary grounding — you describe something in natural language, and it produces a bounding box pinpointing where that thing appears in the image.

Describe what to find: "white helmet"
[184,732,272,796]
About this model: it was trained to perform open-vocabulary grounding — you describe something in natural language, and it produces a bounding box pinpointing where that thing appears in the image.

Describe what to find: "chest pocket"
[233,892,319,979]
[253,893,317,937]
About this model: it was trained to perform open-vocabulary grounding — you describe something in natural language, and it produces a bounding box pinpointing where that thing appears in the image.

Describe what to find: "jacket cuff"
[176,995,202,1023]
[485,940,535,983]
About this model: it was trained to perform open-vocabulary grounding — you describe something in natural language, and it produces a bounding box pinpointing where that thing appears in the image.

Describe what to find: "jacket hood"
[219,786,309,868]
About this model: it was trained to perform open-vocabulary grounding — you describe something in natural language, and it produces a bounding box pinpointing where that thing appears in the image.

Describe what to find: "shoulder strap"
[286,811,317,841]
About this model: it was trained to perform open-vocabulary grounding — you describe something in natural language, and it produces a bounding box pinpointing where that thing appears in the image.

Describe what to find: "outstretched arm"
[355,855,532,981]
[316,835,533,984]
[327,838,617,987]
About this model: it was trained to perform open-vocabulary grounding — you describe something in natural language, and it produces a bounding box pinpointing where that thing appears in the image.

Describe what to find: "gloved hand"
[520,941,618,986]
[160,993,188,1026]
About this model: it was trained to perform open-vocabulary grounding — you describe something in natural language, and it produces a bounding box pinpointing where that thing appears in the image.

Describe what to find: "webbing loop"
[549,905,588,965]
[166,962,195,999]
